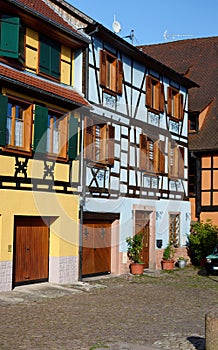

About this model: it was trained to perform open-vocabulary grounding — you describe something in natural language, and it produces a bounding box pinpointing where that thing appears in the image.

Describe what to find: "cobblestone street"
[0,266,217,350]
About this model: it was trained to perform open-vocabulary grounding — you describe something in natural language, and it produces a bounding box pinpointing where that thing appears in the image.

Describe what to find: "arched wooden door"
[82,222,111,277]
[13,217,49,286]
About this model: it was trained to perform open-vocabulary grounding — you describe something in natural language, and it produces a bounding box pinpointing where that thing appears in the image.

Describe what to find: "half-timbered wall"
[83,33,191,271]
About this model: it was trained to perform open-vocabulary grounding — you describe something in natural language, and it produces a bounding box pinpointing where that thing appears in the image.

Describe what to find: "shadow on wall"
[187,336,205,350]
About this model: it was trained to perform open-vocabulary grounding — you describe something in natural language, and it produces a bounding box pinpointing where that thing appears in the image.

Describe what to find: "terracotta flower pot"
[162,260,174,270]
[130,263,144,275]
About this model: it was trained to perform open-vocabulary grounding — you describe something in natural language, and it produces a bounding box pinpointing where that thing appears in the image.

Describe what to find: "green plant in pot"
[178,256,187,269]
[162,243,175,270]
[126,233,144,275]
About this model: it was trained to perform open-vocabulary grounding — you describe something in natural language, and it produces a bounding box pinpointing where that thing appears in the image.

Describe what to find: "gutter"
[0,74,90,109]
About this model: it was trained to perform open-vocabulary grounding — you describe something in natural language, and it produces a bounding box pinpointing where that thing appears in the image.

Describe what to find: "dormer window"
[189,112,199,132]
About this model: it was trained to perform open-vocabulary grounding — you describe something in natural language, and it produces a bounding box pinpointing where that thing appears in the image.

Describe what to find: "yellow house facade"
[0,0,90,291]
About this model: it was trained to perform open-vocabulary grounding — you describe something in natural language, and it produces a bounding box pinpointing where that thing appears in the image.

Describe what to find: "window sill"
[146,106,163,114]
[3,147,32,157]
[102,87,118,97]
[168,115,183,122]
[86,160,108,169]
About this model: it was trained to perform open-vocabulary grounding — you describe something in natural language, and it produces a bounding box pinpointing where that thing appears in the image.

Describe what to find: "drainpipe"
[78,113,85,281]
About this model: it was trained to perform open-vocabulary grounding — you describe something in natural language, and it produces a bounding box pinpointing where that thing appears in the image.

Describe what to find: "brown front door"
[82,222,111,276]
[135,211,150,268]
[14,217,49,286]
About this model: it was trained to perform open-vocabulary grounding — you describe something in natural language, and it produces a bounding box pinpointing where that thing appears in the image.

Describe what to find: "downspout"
[78,114,85,281]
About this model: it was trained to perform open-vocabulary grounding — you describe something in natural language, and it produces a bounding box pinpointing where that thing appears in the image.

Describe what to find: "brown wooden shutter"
[107,124,115,166]
[117,59,123,95]
[100,50,107,87]
[178,146,184,178]
[159,83,165,113]
[168,141,172,177]
[159,140,165,174]
[179,94,184,120]
[84,116,93,160]
[24,105,32,152]
[139,134,147,170]
[59,115,67,158]
[99,124,107,164]
[153,140,159,173]
[167,87,172,116]
[173,146,179,178]
[146,76,152,107]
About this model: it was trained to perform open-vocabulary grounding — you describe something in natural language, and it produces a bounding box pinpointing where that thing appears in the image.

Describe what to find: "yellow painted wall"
[25,28,39,72]
[0,190,79,261]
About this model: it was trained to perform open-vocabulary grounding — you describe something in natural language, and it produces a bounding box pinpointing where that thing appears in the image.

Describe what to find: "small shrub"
[188,219,218,264]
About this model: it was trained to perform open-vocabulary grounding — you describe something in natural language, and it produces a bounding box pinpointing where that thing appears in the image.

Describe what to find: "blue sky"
[68,0,218,45]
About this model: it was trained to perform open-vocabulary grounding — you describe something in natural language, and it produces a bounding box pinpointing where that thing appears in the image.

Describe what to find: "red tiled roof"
[5,0,88,41]
[0,63,90,108]
[139,37,218,151]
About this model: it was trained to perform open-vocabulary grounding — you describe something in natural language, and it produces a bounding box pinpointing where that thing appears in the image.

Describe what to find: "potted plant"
[162,243,175,270]
[178,256,187,269]
[126,233,144,275]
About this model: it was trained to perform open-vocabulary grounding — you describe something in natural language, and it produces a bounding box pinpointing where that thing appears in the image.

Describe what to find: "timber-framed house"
[48,0,198,277]
[0,0,90,291]
[139,37,218,225]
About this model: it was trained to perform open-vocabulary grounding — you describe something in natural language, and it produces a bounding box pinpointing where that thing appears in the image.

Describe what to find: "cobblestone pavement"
[0,266,217,350]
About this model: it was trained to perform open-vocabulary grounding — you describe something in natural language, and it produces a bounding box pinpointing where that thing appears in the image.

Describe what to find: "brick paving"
[0,266,217,350]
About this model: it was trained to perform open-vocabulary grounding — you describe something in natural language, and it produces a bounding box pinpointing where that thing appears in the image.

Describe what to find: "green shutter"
[0,94,8,146]
[51,41,60,79]
[39,37,50,76]
[33,105,48,153]
[0,16,20,58]
[68,114,78,160]
[39,36,60,79]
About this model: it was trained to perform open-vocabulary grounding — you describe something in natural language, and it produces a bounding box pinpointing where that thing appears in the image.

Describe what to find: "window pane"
[15,106,24,147]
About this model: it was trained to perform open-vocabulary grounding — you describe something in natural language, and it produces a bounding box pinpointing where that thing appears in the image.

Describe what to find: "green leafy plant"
[178,256,187,261]
[163,243,175,261]
[126,233,144,263]
[188,219,218,265]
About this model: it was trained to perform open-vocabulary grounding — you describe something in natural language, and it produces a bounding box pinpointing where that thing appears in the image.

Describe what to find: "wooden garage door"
[14,217,49,285]
[82,222,111,277]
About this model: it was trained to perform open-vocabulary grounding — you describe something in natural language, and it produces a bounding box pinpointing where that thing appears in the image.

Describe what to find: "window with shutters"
[167,87,184,120]
[0,15,24,63]
[139,134,165,174]
[39,35,60,80]
[5,99,32,153]
[169,213,180,247]
[33,106,77,160]
[146,76,164,113]
[100,50,123,95]
[84,117,115,167]
[168,142,184,179]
